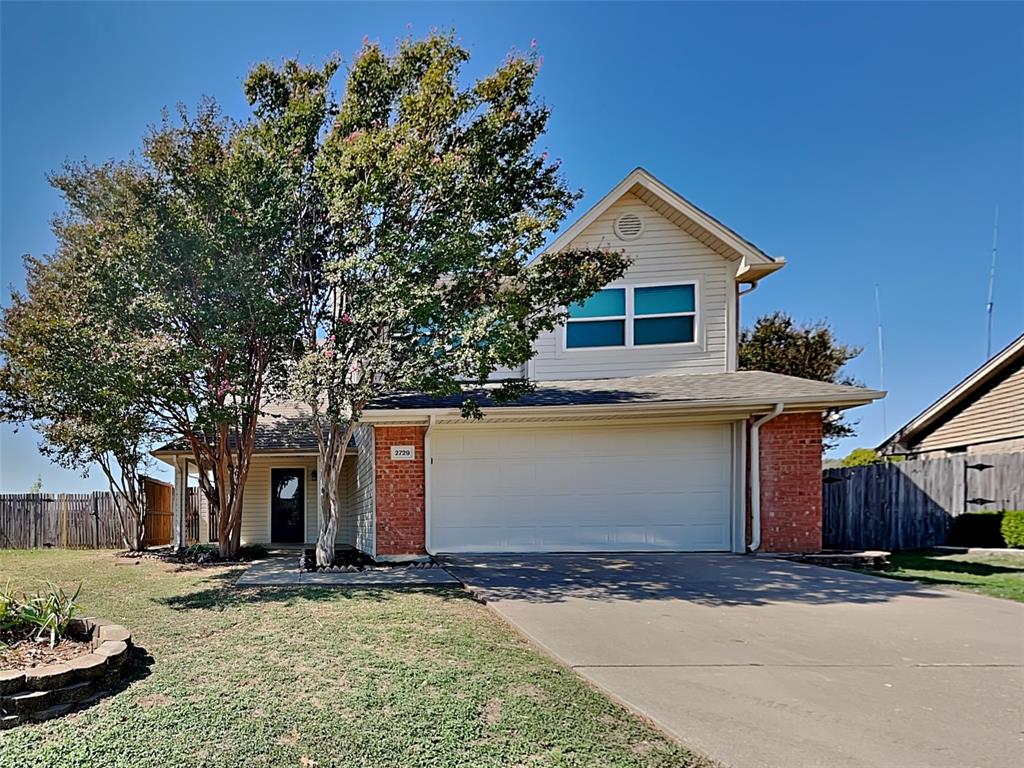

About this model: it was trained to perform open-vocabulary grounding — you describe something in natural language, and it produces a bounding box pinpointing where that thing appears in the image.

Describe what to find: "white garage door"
[430,423,734,553]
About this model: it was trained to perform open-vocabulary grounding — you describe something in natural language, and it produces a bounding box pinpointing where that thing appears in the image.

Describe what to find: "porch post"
[172,456,187,550]
[316,453,324,537]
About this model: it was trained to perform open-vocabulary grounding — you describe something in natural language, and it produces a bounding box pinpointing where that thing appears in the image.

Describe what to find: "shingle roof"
[153,372,882,456]
[368,371,883,410]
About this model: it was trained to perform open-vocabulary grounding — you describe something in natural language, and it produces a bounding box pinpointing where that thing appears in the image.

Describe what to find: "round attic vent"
[613,212,644,241]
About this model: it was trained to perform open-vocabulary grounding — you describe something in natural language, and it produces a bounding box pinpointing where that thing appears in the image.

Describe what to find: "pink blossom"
[530,38,537,49]
[345,129,364,144]
[362,35,369,45]
[323,349,335,359]
[341,313,352,324]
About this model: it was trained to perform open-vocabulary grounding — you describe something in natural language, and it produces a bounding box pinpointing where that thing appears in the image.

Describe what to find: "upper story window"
[565,283,697,349]
[565,288,626,348]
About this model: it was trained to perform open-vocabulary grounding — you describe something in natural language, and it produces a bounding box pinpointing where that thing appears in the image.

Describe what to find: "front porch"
[160,425,375,554]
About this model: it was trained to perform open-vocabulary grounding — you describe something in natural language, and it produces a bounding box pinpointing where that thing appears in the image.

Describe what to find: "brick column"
[374,425,427,557]
[756,412,824,553]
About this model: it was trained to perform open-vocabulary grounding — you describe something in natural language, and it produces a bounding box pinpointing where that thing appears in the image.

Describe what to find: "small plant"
[1000,511,1024,548]
[0,582,82,648]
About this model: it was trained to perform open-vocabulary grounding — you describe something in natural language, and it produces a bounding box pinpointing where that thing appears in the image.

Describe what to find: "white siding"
[239,455,318,545]
[532,193,735,380]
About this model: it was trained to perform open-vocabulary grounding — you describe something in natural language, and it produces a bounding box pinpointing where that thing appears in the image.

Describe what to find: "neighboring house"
[879,332,1024,460]
[154,168,883,556]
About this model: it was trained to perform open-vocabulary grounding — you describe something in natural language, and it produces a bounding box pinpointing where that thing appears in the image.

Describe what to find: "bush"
[237,544,269,561]
[949,512,1005,547]
[0,582,81,647]
[1000,511,1024,548]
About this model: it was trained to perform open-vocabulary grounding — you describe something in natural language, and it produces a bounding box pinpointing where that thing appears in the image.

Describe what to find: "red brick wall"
[756,412,824,553]
[374,425,427,557]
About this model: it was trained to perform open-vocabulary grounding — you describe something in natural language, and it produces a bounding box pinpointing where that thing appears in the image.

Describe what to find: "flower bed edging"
[0,618,133,729]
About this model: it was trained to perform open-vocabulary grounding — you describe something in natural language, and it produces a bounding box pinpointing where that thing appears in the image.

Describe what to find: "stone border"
[0,618,133,729]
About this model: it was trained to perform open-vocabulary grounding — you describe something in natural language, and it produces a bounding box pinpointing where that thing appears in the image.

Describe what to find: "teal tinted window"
[635,284,695,315]
[566,319,625,348]
[568,288,625,319]
[634,316,694,345]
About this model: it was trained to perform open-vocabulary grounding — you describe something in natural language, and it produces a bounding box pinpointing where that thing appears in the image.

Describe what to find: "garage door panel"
[431,424,734,553]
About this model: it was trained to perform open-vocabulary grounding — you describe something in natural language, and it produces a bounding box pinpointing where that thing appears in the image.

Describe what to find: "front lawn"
[0,550,710,768]
[874,551,1024,603]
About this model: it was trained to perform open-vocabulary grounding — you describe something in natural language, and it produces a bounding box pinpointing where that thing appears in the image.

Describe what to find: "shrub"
[0,583,82,648]
[1000,511,1024,548]
[948,512,1005,547]
[237,544,269,561]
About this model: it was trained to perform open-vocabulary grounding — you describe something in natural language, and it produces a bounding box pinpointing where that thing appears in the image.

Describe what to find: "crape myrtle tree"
[739,311,862,448]
[276,34,631,567]
[0,250,160,550]
[0,71,332,557]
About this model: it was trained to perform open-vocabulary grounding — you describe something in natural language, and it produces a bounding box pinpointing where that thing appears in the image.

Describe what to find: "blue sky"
[2,1,1022,492]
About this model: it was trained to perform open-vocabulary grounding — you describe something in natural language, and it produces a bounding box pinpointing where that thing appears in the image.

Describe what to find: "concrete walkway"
[443,554,1024,768]
[236,556,460,587]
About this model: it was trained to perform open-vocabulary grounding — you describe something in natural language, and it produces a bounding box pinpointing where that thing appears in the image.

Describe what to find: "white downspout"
[423,415,436,555]
[749,402,784,553]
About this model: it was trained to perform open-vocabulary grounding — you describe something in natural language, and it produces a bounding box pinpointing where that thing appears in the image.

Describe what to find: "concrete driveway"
[442,554,1024,768]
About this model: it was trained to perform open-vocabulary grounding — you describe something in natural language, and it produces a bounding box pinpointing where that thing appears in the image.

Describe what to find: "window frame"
[562,280,700,351]
[563,287,628,350]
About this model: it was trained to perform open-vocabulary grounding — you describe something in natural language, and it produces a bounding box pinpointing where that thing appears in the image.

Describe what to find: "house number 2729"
[390,446,416,461]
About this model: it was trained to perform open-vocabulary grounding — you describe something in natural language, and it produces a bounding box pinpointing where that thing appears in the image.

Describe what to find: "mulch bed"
[0,629,92,671]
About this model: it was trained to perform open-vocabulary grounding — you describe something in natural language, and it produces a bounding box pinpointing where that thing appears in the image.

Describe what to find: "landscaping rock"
[52,680,95,705]
[0,670,25,695]
[24,663,75,691]
[94,640,129,668]
[65,653,107,680]
[2,688,52,714]
[98,624,132,646]
[27,702,73,722]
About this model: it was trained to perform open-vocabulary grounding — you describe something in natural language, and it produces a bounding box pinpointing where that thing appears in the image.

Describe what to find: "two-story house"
[155,168,883,556]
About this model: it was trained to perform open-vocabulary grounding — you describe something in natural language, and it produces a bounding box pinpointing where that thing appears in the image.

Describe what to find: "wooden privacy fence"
[0,477,177,550]
[823,451,1024,551]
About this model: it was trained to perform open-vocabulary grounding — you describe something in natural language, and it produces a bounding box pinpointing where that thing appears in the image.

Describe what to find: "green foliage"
[0,582,82,648]
[949,512,1006,548]
[739,311,862,448]
[256,34,630,565]
[0,550,705,767]
[27,475,42,494]
[1000,511,1024,548]
[237,543,269,561]
[839,448,882,467]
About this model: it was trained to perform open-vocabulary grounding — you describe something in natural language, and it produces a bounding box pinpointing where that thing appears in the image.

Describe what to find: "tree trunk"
[315,422,354,567]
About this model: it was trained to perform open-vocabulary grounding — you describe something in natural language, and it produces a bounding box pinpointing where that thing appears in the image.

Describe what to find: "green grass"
[873,551,1024,603]
[0,550,711,768]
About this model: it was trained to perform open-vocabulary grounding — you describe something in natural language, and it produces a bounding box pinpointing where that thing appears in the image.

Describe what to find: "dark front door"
[271,468,305,544]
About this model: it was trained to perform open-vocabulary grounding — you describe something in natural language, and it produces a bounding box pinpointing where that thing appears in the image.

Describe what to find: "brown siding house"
[880,333,1024,459]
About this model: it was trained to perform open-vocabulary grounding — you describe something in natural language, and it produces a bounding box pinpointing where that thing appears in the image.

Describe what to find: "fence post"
[93,493,100,548]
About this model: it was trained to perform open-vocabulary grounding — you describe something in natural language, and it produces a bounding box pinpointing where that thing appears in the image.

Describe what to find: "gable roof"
[546,167,785,284]
[878,332,1024,453]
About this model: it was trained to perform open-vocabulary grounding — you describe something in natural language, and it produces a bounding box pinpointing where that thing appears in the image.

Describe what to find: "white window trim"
[563,280,701,351]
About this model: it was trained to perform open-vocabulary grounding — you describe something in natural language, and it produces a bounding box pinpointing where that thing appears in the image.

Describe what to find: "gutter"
[748,402,784,553]
[360,391,884,424]
[423,414,436,554]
